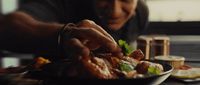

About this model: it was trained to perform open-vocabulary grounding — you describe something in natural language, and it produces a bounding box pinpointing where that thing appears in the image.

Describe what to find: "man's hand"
[62,20,123,59]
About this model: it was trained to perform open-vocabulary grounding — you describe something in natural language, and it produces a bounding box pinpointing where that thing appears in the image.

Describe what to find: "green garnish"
[148,66,161,75]
[118,39,134,56]
[119,61,134,72]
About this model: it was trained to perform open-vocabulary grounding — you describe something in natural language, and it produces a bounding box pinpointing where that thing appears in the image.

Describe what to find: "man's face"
[94,0,138,30]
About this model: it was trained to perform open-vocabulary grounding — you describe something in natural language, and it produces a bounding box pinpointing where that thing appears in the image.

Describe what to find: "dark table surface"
[162,78,200,85]
[0,61,200,85]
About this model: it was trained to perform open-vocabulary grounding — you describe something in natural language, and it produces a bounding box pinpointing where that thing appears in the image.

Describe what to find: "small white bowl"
[154,55,185,69]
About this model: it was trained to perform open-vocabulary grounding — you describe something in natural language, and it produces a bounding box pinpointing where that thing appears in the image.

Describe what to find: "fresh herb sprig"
[148,66,162,75]
[119,61,134,72]
[118,39,134,56]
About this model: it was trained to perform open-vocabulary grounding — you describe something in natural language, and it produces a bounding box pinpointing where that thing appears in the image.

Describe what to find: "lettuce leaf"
[148,66,161,75]
[118,39,134,56]
[119,61,134,72]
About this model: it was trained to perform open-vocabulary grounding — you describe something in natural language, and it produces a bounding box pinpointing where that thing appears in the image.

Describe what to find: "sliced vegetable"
[148,66,162,75]
[118,39,134,56]
[119,60,134,72]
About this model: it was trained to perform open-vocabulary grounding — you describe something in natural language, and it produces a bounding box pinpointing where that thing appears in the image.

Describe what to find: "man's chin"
[108,24,123,31]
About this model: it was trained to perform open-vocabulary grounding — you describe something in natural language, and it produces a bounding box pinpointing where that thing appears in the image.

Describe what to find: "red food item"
[128,49,145,61]
[178,65,192,70]
[135,61,150,74]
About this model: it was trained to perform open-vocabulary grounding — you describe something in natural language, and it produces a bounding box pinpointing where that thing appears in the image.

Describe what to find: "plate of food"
[154,55,200,83]
[25,48,173,85]
[170,66,200,83]
[0,40,173,85]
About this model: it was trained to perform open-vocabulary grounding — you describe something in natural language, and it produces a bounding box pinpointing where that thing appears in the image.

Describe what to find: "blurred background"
[0,0,200,68]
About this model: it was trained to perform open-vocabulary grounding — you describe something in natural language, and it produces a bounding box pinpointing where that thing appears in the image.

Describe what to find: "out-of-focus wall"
[0,0,34,68]
[147,0,200,22]
[0,0,2,13]
[0,0,18,14]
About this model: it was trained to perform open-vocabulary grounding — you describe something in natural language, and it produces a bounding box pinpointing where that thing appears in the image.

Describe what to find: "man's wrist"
[57,23,77,58]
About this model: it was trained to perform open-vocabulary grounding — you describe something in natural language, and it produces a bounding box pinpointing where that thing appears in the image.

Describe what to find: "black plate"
[36,62,173,85]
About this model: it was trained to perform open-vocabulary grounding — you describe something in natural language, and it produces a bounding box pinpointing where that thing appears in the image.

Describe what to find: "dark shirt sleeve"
[18,0,65,22]
[137,0,149,34]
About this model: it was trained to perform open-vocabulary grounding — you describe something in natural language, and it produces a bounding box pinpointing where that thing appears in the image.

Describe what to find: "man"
[93,0,148,42]
[0,0,148,59]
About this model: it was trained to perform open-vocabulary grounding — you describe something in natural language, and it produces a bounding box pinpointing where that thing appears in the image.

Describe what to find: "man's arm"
[0,11,63,54]
[0,11,123,60]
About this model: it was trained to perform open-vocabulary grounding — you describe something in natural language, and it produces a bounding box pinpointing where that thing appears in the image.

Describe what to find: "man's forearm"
[0,12,63,54]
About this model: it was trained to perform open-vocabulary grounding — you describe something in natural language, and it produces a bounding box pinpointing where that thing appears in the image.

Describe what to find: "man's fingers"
[77,19,117,45]
[67,19,123,57]
[75,19,118,52]
[74,27,120,54]
[64,38,90,59]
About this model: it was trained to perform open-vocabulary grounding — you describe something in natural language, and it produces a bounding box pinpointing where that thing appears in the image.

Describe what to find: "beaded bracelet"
[57,23,77,58]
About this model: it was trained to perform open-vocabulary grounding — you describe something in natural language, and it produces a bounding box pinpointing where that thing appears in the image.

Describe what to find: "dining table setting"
[0,58,200,85]
[162,60,200,85]
[0,53,200,85]
[0,36,200,85]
